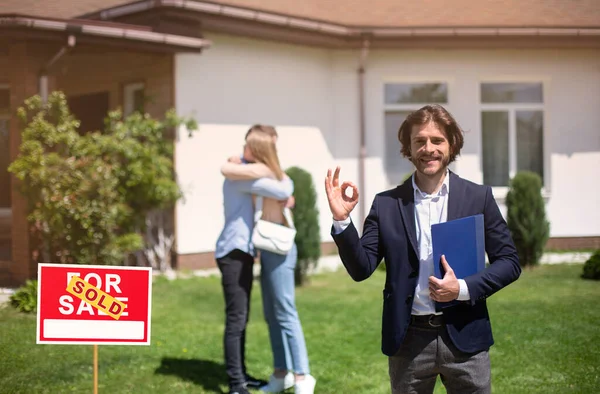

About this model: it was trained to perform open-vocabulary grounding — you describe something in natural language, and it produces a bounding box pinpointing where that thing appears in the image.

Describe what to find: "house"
[2,0,599,286]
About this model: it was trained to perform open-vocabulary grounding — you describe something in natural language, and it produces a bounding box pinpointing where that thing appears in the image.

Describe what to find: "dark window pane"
[68,91,110,134]
[385,111,414,184]
[482,111,509,186]
[133,88,145,114]
[385,83,448,104]
[0,208,10,261]
[0,92,11,259]
[0,119,10,209]
[481,83,543,103]
[0,88,9,114]
[516,110,544,183]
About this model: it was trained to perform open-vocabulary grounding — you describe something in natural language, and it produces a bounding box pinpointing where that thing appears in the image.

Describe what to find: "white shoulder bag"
[252,196,297,255]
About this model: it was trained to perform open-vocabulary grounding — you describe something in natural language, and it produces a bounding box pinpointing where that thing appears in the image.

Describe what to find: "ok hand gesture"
[324,166,359,221]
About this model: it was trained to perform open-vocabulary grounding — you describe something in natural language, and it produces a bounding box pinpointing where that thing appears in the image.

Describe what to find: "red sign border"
[36,263,153,346]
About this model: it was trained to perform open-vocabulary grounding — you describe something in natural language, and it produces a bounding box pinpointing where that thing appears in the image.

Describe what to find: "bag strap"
[283,207,295,230]
[253,196,296,230]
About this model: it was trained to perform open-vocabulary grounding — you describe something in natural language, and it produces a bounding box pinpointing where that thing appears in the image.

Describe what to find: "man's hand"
[228,155,242,164]
[428,255,459,302]
[324,166,359,221]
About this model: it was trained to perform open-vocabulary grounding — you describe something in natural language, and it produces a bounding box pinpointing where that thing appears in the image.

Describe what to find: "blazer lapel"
[396,179,418,255]
[447,171,466,221]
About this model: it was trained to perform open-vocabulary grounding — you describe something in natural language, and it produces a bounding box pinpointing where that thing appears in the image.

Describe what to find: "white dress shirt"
[332,171,470,315]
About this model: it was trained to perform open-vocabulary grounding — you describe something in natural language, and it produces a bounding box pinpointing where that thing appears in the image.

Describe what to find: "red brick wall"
[176,241,341,270]
[177,237,598,272]
[4,41,45,287]
[546,236,600,251]
[56,47,174,120]
[0,41,175,287]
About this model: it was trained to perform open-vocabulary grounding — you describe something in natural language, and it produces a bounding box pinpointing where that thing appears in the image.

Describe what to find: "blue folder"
[431,214,486,308]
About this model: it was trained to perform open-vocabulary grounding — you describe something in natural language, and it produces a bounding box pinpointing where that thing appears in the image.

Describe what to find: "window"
[384,82,449,184]
[68,91,110,134]
[0,85,10,209]
[123,82,145,116]
[480,83,544,187]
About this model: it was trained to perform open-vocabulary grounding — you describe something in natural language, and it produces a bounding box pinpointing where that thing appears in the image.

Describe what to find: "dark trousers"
[389,317,491,394]
[216,249,255,388]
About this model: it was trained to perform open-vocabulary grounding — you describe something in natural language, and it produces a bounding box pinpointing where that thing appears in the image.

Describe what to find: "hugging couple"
[215,125,316,394]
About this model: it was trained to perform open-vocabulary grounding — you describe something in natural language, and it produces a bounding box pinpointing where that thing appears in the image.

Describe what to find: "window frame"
[478,79,551,200]
[123,82,146,117]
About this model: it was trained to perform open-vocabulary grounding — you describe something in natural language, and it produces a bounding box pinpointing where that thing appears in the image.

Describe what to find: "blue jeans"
[259,243,310,375]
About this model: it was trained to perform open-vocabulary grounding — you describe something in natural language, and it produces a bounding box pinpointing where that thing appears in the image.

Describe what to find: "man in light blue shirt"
[215,176,293,259]
[215,125,293,394]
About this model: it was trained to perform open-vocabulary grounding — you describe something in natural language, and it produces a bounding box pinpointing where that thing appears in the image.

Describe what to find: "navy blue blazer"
[331,171,521,356]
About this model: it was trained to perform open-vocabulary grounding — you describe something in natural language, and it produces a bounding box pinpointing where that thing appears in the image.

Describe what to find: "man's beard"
[411,154,450,175]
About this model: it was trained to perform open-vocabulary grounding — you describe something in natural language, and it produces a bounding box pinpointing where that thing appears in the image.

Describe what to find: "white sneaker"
[260,372,294,392]
[294,374,316,394]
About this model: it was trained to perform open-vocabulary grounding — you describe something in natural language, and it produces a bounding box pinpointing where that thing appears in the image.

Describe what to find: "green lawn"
[0,264,598,393]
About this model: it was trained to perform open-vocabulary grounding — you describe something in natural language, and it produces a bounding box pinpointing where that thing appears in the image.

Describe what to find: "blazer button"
[409,271,418,278]
[405,295,413,305]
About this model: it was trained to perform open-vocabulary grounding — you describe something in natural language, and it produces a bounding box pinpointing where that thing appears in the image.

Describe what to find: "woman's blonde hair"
[245,130,284,180]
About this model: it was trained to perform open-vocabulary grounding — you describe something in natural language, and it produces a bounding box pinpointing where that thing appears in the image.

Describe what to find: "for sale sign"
[36,264,152,345]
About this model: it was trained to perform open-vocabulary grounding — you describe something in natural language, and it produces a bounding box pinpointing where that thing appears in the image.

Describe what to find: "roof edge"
[80,0,600,37]
[0,14,212,50]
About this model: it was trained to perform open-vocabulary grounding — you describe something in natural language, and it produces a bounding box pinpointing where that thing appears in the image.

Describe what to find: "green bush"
[286,167,320,286]
[9,280,38,313]
[582,249,600,280]
[506,171,550,268]
[8,91,196,265]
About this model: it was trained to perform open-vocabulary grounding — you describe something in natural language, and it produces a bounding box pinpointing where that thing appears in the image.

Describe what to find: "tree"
[286,167,320,286]
[8,91,196,269]
[505,171,550,268]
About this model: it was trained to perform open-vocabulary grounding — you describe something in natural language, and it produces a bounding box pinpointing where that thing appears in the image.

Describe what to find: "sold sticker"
[66,276,127,320]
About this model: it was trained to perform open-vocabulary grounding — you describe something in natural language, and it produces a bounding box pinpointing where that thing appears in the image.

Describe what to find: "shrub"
[582,249,600,280]
[286,167,321,286]
[505,171,550,268]
[8,91,196,266]
[9,280,38,313]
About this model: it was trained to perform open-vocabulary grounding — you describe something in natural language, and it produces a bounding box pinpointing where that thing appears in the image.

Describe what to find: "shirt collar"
[412,169,450,199]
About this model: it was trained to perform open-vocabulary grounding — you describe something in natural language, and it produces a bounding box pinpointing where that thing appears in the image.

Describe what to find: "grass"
[0,264,598,393]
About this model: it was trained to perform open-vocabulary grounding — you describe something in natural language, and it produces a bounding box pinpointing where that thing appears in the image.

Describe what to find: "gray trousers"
[389,323,491,394]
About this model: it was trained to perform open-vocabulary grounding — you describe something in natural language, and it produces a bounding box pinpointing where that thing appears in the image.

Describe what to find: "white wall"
[175,36,600,256]
[174,34,346,254]
[361,48,600,237]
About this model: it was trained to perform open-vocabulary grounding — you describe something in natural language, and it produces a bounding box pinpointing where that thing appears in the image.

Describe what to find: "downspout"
[357,36,370,231]
[39,35,76,103]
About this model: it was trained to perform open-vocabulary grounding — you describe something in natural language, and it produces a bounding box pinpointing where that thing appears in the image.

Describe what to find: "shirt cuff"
[457,279,471,301]
[332,217,351,234]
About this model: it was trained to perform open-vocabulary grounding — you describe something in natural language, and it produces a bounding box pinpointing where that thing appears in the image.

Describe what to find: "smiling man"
[324,104,521,394]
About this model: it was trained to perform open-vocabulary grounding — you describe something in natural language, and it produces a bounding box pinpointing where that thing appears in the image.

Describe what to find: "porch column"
[8,41,38,286]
